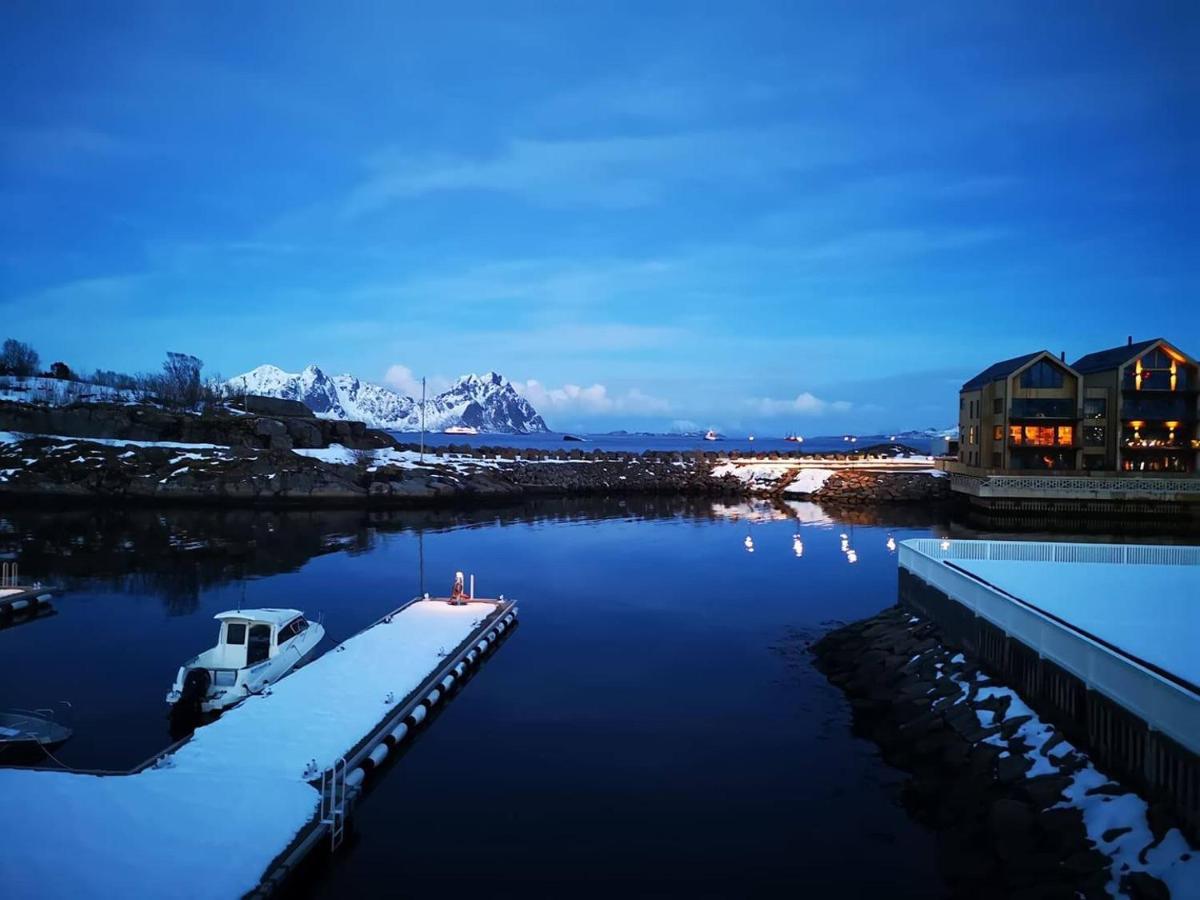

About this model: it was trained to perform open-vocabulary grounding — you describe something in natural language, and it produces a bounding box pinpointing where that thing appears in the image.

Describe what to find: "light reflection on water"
[8,497,1178,897]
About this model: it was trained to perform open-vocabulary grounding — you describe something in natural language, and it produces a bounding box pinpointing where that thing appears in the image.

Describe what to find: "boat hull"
[167,623,326,716]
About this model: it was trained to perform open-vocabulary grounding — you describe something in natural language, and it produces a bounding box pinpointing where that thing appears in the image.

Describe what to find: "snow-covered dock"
[898,539,1200,839]
[0,596,518,899]
[0,563,54,620]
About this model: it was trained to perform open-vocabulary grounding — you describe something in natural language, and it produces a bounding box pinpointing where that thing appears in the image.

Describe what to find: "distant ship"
[704,429,720,441]
[443,425,480,435]
[785,433,804,443]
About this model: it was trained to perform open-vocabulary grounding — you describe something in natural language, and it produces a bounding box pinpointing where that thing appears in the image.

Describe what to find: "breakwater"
[812,608,1197,898]
[0,426,950,508]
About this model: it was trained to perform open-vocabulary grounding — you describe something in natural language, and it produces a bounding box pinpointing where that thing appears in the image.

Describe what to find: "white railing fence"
[903,538,1200,567]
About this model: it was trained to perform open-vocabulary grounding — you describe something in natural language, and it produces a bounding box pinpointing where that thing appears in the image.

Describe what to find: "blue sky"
[2,2,1196,433]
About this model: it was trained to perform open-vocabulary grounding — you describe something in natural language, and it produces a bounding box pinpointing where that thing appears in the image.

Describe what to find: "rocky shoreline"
[0,399,955,508]
[809,608,1196,899]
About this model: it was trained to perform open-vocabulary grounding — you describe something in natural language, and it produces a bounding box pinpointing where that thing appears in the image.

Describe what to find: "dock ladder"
[319,757,347,851]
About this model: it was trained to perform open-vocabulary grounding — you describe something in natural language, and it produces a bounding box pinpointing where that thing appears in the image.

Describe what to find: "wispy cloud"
[517,380,669,416]
[343,128,848,217]
[3,126,142,174]
[751,392,852,416]
[382,364,451,397]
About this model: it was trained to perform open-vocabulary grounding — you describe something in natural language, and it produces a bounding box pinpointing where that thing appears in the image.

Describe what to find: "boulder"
[243,394,314,418]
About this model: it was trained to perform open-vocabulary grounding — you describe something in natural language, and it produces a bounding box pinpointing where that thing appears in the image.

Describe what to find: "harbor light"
[940,539,951,551]
[793,535,804,558]
[886,535,896,553]
[846,549,858,564]
[744,535,754,553]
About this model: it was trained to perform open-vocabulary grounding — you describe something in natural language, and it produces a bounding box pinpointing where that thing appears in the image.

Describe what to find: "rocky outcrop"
[0,401,392,451]
[0,436,741,507]
[812,470,951,505]
[240,394,315,418]
[808,608,1189,899]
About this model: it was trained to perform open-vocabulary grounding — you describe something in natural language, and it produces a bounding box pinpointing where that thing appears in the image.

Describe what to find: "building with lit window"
[958,350,1081,471]
[1071,338,1199,474]
[956,338,1199,474]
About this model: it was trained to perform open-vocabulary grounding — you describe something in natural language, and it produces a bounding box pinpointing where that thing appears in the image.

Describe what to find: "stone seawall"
[813,469,953,505]
[0,434,744,506]
[810,608,1196,899]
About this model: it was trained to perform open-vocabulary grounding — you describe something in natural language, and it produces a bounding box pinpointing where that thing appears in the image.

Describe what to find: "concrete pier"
[0,596,517,899]
[898,538,1199,840]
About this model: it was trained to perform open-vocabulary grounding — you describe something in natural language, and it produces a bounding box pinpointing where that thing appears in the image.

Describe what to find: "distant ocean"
[386,431,945,455]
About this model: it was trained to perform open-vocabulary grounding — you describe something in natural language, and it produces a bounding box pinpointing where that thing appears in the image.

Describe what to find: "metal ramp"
[319,757,347,851]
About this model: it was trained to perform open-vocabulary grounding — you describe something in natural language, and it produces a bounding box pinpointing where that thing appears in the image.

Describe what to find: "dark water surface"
[1,499,961,897]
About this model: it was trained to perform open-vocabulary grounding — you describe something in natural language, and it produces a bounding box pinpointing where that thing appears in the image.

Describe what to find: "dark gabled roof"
[961,351,1045,391]
[1070,338,1162,375]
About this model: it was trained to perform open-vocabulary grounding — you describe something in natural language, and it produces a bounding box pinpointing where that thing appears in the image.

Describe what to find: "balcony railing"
[1009,399,1077,419]
[1120,398,1198,421]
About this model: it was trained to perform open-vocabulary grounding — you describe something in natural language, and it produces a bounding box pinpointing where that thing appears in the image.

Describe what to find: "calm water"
[1,499,963,896]
[388,430,945,455]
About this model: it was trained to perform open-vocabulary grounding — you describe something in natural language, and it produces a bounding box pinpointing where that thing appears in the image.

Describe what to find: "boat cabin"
[207,608,311,671]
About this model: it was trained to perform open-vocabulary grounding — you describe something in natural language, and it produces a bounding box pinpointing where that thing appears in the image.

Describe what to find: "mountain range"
[228,365,549,434]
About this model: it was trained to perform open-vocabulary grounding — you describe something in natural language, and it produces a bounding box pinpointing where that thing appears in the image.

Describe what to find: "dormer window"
[1019,360,1065,389]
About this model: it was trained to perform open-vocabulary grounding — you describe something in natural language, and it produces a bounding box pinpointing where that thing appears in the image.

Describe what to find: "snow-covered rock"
[420,372,547,434]
[228,366,548,434]
[0,376,135,406]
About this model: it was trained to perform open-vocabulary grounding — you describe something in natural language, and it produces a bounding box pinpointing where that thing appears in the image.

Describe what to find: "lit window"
[993,425,1003,441]
[1057,426,1074,445]
[1022,426,1055,447]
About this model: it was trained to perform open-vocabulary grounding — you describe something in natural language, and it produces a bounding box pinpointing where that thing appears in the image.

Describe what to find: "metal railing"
[320,757,347,852]
[898,539,1200,755]
[903,538,1200,566]
[1,562,18,587]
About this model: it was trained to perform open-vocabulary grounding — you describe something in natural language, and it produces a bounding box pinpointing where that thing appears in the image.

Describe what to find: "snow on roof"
[960,351,1045,391]
[214,608,302,626]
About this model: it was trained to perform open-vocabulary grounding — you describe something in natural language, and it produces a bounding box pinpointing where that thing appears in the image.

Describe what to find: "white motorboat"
[166,608,324,721]
[704,429,720,441]
[443,425,479,435]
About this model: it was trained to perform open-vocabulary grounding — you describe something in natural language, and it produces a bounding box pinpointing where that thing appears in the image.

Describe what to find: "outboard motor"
[169,667,211,735]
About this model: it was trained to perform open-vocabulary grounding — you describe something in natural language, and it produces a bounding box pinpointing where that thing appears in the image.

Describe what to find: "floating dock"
[898,538,1199,839]
[0,595,517,899]
[0,562,54,624]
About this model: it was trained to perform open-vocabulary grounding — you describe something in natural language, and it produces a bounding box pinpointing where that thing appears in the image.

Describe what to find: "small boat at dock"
[167,608,325,725]
[0,707,73,757]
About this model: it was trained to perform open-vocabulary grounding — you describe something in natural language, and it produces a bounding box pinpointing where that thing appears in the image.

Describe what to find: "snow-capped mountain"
[227,365,549,434]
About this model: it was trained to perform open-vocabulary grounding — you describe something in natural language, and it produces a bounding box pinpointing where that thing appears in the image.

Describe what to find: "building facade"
[957,338,1199,474]
[958,351,1081,471]
[1071,338,1199,474]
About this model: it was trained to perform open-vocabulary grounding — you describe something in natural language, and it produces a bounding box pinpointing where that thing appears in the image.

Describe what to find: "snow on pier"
[0,598,512,900]
[899,539,1199,752]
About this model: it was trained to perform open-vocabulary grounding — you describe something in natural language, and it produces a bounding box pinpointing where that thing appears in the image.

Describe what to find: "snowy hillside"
[892,426,958,440]
[228,365,549,434]
[0,375,135,406]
